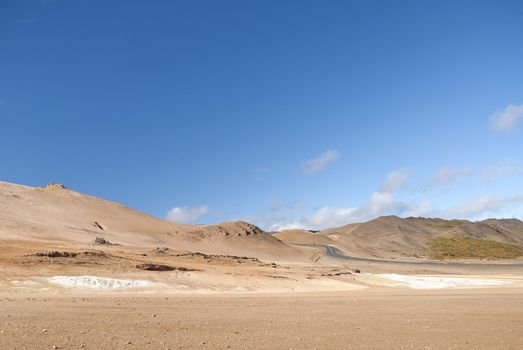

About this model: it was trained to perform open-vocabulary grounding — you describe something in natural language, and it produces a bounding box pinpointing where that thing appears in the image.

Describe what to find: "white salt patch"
[48,275,154,290]
[379,274,514,289]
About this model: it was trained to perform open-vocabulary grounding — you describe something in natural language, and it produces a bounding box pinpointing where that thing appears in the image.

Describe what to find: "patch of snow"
[47,275,155,290]
[379,274,514,289]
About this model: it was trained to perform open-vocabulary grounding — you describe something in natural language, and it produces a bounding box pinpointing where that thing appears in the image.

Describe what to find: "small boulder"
[46,183,66,189]
[136,264,177,271]
[35,251,78,258]
[152,247,170,255]
[93,221,106,230]
[91,237,113,246]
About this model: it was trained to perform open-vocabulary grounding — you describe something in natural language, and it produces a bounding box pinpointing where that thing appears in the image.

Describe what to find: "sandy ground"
[1,288,523,350]
[2,244,523,350]
[2,242,523,350]
[2,182,523,349]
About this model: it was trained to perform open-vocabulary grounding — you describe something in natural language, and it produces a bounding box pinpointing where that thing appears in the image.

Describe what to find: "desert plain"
[1,181,523,349]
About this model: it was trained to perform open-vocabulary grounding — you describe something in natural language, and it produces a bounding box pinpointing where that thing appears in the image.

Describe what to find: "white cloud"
[298,207,358,230]
[429,165,472,188]
[267,197,431,231]
[244,202,309,231]
[166,205,209,223]
[444,195,523,219]
[379,168,410,192]
[406,201,432,217]
[265,168,425,230]
[301,150,339,175]
[250,164,523,231]
[482,161,523,181]
[268,220,314,231]
[489,103,523,132]
[267,192,523,230]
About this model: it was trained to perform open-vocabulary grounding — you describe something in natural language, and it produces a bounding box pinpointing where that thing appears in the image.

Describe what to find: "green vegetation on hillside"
[428,236,523,260]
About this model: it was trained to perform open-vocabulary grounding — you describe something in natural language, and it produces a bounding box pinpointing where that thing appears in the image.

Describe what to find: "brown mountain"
[0,181,303,261]
[310,216,523,260]
[2,180,523,262]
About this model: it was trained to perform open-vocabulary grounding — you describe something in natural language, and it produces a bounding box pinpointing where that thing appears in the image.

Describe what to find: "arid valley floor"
[3,288,523,350]
[1,181,523,349]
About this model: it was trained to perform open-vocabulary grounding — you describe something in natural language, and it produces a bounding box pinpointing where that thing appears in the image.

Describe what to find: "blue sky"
[1,0,523,230]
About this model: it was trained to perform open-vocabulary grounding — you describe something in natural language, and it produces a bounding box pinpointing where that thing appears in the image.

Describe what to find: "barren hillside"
[0,181,303,261]
[315,216,523,260]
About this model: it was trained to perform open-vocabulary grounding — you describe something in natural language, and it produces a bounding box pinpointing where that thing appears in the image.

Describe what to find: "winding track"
[291,243,523,271]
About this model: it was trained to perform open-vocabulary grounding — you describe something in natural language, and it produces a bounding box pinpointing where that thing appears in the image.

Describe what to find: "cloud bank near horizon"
[166,159,523,230]
[249,164,523,231]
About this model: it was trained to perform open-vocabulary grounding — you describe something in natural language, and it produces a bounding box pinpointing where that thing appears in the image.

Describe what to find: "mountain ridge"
[2,180,523,261]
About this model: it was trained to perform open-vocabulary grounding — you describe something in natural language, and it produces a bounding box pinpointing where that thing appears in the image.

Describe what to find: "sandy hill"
[3,181,522,262]
[273,229,335,245]
[0,181,303,261]
[315,216,523,260]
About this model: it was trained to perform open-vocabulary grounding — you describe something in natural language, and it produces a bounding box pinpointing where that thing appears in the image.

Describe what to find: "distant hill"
[276,216,523,260]
[2,180,523,262]
[273,229,336,245]
[319,216,523,258]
